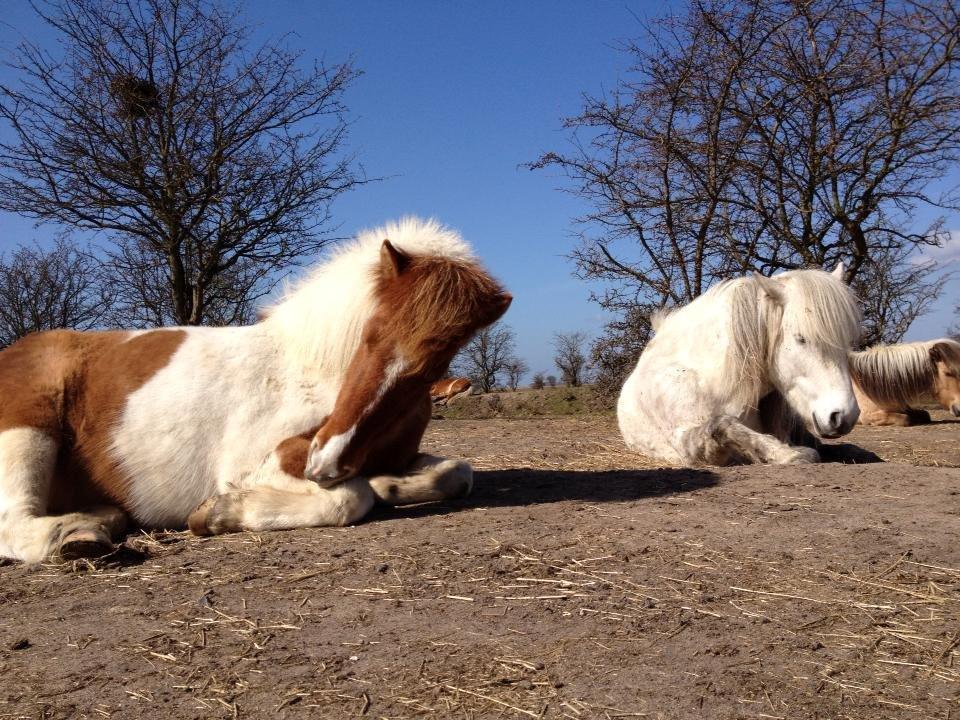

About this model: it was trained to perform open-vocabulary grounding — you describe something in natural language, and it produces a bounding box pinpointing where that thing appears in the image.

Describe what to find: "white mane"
[263,217,474,374]
[653,269,861,408]
[851,338,960,404]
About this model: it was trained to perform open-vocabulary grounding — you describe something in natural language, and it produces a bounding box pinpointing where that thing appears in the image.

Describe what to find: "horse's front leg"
[188,428,375,535]
[368,453,473,506]
[858,407,929,426]
[188,477,374,536]
[682,415,819,465]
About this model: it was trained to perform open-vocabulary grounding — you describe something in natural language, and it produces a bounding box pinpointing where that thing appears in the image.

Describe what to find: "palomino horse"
[0,218,511,563]
[618,265,861,465]
[430,378,472,405]
[850,339,960,426]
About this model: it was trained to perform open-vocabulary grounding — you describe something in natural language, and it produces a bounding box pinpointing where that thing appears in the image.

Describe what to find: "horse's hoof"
[187,497,218,536]
[58,529,115,560]
[439,460,473,498]
[89,506,129,539]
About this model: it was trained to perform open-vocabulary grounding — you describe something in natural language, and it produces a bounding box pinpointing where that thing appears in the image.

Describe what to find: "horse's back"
[0,329,100,435]
[0,327,191,512]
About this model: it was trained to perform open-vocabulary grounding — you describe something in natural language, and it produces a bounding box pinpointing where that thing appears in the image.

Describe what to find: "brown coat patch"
[430,378,471,403]
[273,397,430,480]
[274,423,324,478]
[0,329,186,509]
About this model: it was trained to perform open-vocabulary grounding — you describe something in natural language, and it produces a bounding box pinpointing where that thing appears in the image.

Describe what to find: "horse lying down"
[430,377,472,405]
[0,218,511,563]
[850,338,960,426]
[618,265,861,465]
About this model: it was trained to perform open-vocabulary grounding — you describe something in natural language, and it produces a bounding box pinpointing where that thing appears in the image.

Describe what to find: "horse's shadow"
[819,442,883,464]
[369,467,718,521]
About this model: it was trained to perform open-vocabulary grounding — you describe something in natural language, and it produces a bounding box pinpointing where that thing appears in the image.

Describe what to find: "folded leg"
[190,411,469,536]
[188,477,374,536]
[678,415,819,465]
[0,427,127,563]
[368,453,473,505]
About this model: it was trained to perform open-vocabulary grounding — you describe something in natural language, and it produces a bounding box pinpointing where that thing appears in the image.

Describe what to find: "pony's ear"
[831,262,846,281]
[930,342,949,364]
[753,272,784,304]
[380,239,411,279]
[490,292,513,322]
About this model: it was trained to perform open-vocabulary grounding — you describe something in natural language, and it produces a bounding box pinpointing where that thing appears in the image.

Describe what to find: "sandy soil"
[1,413,958,719]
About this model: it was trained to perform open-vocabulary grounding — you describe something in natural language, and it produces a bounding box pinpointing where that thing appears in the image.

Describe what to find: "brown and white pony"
[0,218,511,563]
[430,378,472,405]
[850,338,960,426]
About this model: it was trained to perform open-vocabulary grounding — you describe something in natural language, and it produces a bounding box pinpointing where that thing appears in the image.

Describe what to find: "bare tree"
[546,375,557,388]
[0,0,360,327]
[531,371,546,390]
[852,241,949,347]
[102,237,262,327]
[505,357,529,391]
[534,0,959,353]
[454,322,516,393]
[590,306,654,400]
[0,238,113,347]
[553,331,589,387]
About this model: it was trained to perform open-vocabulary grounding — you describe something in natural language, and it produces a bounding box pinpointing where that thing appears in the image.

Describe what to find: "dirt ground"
[1,412,959,720]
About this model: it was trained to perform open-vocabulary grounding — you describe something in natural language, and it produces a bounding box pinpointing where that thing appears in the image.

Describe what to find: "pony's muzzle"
[813,408,858,438]
[951,404,960,418]
[304,435,358,487]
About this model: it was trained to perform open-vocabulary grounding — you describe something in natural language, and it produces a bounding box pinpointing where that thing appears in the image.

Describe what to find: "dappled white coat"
[617,267,861,466]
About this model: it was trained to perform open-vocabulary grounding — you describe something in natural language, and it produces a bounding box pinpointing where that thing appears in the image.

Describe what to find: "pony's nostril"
[829,410,842,430]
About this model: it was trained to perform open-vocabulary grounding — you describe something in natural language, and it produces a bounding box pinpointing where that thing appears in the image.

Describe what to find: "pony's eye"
[795,335,807,345]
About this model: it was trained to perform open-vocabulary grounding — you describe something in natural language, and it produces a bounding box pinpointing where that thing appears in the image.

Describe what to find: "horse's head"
[305,240,511,485]
[764,263,862,439]
[930,340,960,417]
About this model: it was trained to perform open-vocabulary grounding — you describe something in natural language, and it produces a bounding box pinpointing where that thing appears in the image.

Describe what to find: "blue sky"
[1,1,958,378]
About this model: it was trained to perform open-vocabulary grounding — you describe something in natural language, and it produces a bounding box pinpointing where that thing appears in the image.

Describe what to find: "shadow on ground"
[369,467,718,522]
[819,442,883,464]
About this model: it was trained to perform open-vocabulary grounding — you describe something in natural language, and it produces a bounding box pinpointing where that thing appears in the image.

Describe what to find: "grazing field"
[1,410,959,719]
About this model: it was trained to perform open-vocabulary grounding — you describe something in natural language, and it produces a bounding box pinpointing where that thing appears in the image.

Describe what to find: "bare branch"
[0,0,362,326]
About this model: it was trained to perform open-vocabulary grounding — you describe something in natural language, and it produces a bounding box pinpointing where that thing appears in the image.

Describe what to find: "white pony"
[617,266,861,465]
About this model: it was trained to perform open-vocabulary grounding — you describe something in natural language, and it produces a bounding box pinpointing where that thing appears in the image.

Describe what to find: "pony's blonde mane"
[263,217,474,374]
[850,338,960,404]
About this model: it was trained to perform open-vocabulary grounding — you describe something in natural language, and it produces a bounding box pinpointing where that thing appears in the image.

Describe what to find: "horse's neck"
[262,276,374,382]
[712,289,771,406]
